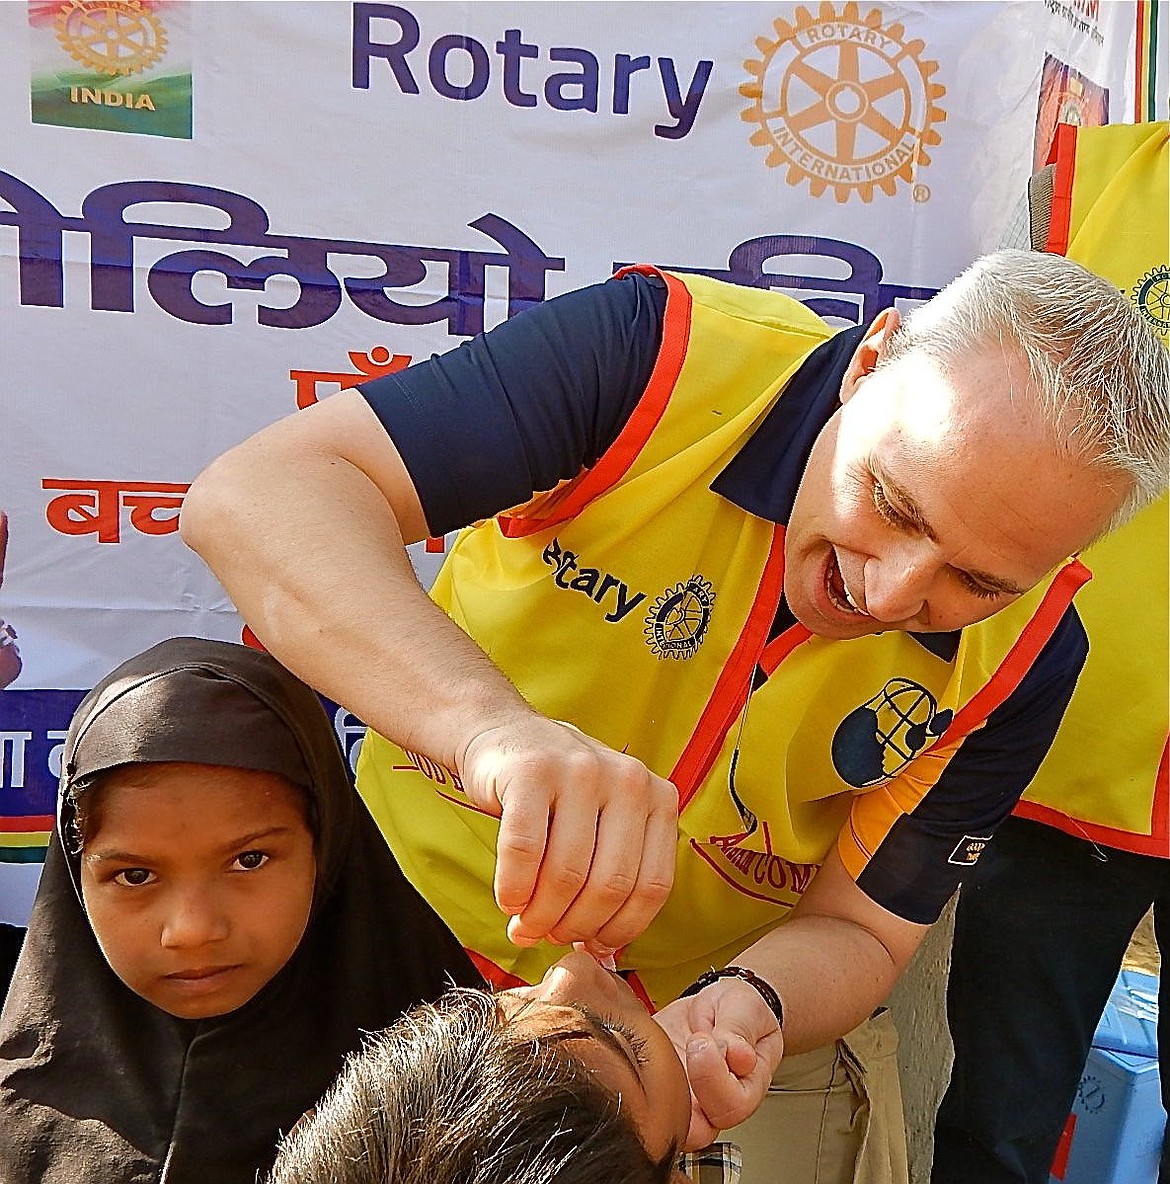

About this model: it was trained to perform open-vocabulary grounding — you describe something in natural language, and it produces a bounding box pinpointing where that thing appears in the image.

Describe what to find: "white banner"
[0,0,1151,919]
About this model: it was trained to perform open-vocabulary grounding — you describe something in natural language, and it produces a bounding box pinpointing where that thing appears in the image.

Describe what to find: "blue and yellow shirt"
[359,268,1088,1005]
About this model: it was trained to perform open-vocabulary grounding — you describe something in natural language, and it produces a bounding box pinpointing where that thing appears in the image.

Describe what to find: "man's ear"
[839,306,902,403]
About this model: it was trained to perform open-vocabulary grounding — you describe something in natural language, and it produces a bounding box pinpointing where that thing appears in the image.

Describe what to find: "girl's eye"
[113,867,155,887]
[235,850,269,871]
[607,1019,651,1068]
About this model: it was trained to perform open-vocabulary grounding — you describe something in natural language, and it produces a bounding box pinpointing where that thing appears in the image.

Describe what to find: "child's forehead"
[82,763,315,844]
[98,760,305,796]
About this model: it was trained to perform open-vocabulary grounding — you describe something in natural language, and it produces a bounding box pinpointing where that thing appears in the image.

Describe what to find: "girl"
[0,637,483,1183]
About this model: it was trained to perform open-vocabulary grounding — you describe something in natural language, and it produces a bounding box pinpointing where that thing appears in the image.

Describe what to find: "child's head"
[61,639,325,1020]
[4,637,486,1184]
[75,760,316,1019]
[269,951,693,1184]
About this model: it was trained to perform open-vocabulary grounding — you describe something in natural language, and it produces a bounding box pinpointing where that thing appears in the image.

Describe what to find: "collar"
[710,324,865,524]
[710,323,960,663]
[679,1142,742,1182]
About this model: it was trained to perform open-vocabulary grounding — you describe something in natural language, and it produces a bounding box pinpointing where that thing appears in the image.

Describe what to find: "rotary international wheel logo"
[1133,265,1170,337]
[739,2,946,203]
[644,576,716,661]
[54,0,168,77]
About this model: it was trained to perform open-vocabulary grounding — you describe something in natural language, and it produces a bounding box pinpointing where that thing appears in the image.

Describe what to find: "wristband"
[679,965,785,1030]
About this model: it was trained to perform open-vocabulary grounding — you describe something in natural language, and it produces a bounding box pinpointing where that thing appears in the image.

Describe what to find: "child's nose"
[159,889,230,949]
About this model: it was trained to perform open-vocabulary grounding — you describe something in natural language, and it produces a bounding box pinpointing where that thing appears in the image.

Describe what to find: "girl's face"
[79,761,316,1020]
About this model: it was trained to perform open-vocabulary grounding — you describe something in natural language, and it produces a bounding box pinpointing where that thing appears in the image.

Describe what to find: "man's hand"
[654,975,784,1149]
[458,717,678,952]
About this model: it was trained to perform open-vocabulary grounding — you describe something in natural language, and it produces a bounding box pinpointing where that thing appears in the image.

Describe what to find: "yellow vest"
[358,269,1089,1004]
[1015,121,1169,854]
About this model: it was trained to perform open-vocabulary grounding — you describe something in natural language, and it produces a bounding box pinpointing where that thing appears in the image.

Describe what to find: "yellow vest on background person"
[1014,120,1170,856]
[358,268,1088,1006]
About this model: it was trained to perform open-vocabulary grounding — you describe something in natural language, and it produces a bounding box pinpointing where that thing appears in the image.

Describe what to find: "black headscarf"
[0,638,483,1184]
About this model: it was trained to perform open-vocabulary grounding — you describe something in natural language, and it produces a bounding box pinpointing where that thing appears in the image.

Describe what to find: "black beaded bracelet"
[678,966,785,1030]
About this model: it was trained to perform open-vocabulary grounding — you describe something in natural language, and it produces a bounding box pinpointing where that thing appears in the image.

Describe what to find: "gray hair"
[266,989,678,1184]
[882,248,1169,529]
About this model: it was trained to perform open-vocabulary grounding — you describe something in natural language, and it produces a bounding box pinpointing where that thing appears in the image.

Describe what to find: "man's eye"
[113,867,155,887]
[872,481,913,531]
[235,850,269,871]
[957,572,1004,601]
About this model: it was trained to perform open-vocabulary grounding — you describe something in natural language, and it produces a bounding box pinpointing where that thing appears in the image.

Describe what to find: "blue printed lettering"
[656,57,713,140]
[613,54,651,114]
[352,3,420,93]
[428,34,490,101]
[545,48,599,112]
[542,537,646,624]
[352,3,711,140]
[497,28,539,108]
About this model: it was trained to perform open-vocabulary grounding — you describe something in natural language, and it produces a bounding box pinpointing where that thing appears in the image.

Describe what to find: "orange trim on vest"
[467,949,529,990]
[936,560,1091,750]
[1014,737,1170,858]
[498,267,693,539]
[621,971,658,1014]
[759,622,814,678]
[671,526,787,807]
[1045,123,1079,257]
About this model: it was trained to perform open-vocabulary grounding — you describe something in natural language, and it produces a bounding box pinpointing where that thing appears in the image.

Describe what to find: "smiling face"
[498,952,691,1163]
[79,761,317,1020]
[783,318,1127,639]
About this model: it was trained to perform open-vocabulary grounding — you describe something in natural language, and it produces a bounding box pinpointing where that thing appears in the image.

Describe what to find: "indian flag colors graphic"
[28,0,192,138]
[1134,0,1163,122]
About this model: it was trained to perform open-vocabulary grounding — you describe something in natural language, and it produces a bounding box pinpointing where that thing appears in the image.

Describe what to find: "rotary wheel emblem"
[54,0,168,77]
[739,1,946,203]
[644,576,716,661]
[1133,265,1170,337]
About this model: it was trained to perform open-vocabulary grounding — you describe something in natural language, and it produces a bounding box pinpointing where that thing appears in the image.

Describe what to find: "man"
[933,121,1170,1184]
[181,248,1168,1183]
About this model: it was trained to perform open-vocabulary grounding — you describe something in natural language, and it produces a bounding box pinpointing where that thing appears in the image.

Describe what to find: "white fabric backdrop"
[0,0,1153,919]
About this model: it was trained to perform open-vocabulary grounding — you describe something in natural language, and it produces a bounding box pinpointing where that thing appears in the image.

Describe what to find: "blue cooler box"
[1051,969,1165,1184]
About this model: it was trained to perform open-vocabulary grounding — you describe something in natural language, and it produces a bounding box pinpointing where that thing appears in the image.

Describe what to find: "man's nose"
[160,887,230,950]
[863,545,937,624]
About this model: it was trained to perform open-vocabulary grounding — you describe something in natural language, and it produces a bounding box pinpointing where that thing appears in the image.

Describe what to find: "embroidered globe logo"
[644,576,716,660]
[831,677,953,787]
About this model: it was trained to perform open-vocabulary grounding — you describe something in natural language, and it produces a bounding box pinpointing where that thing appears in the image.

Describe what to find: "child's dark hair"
[267,988,679,1184]
[66,764,318,855]
[65,773,109,855]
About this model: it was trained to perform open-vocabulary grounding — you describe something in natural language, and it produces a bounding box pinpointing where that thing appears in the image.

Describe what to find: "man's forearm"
[181,394,681,951]
[731,912,906,1054]
[728,848,929,1054]
[180,403,534,770]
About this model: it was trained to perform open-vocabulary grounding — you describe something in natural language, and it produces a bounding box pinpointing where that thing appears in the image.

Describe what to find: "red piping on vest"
[499,267,692,538]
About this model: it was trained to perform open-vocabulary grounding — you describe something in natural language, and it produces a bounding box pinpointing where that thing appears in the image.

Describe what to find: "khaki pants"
[726,1009,909,1184]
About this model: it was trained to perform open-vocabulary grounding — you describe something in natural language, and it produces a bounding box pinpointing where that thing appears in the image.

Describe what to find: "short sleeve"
[838,604,1089,923]
[359,272,666,537]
